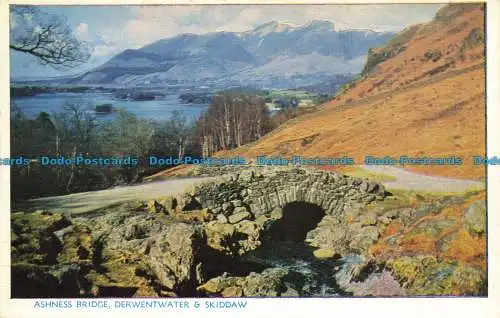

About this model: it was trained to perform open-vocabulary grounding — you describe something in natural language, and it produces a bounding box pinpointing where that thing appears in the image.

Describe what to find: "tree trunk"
[65,145,77,193]
[56,132,61,180]
[178,137,184,161]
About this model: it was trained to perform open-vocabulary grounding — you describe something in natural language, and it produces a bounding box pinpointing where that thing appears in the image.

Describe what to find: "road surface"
[15,165,484,214]
[15,177,214,214]
[361,165,484,193]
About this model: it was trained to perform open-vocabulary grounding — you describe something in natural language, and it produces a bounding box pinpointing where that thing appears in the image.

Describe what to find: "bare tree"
[9,5,91,68]
[51,101,97,192]
[197,92,274,155]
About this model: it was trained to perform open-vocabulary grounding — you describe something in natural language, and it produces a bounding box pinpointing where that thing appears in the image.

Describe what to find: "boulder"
[463,200,486,235]
[200,267,292,297]
[222,202,234,214]
[306,223,348,255]
[221,286,243,297]
[233,206,248,214]
[197,272,243,294]
[349,226,380,253]
[147,200,165,214]
[238,170,254,182]
[146,223,204,290]
[360,212,378,226]
[313,248,337,259]
[216,214,228,223]
[269,207,283,220]
[204,222,236,253]
[243,268,290,297]
[229,211,251,224]
[231,200,243,207]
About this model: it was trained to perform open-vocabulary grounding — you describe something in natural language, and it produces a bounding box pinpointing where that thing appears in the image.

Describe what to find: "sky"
[10,4,444,79]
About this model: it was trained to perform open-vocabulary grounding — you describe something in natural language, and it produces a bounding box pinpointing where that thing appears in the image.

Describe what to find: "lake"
[11,92,210,122]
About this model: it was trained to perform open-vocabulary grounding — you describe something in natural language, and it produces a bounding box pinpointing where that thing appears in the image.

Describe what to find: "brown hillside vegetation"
[224,4,485,180]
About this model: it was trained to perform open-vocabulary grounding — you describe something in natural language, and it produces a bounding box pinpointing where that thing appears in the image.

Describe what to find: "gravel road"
[361,165,484,193]
[16,177,215,214]
[15,165,484,215]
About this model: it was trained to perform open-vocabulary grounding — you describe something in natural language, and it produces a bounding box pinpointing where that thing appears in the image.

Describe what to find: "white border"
[0,1,499,318]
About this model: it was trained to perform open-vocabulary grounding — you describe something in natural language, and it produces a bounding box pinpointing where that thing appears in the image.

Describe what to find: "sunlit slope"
[225,4,485,180]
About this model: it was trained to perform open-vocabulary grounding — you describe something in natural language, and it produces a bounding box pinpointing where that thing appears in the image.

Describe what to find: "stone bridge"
[148,167,388,256]
[189,167,387,217]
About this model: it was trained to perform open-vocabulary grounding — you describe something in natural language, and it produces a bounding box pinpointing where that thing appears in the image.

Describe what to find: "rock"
[360,212,378,226]
[269,207,283,220]
[146,223,204,290]
[174,194,202,211]
[158,196,174,212]
[238,170,254,182]
[255,215,270,227]
[205,222,236,253]
[386,256,486,296]
[233,206,248,214]
[409,194,426,206]
[54,226,74,244]
[306,223,348,256]
[360,181,369,192]
[231,200,243,207]
[384,209,400,219]
[228,211,251,224]
[399,208,418,226]
[234,220,262,254]
[343,203,366,222]
[124,223,149,240]
[243,268,289,297]
[463,200,486,235]
[378,216,392,225]
[195,263,205,284]
[216,214,228,223]
[234,220,259,237]
[200,267,300,297]
[222,202,234,214]
[349,226,379,253]
[197,273,243,294]
[221,286,243,297]
[11,211,71,265]
[281,287,300,297]
[363,194,376,203]
[147,200,164,214]
[345,271,407,296]
[11,263,81,297]
[313,248,337,259]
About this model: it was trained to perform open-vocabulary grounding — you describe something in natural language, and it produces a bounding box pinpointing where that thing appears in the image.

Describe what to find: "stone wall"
[190,167,386,217]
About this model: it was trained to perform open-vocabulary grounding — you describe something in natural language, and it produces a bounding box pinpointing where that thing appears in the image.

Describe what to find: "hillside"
[225,3,486,180]
[75,21,393,86]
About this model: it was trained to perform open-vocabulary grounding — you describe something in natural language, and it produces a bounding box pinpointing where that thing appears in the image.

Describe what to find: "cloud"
[92,44,121,57]
[74,22,89,40]
[119,4,443,47]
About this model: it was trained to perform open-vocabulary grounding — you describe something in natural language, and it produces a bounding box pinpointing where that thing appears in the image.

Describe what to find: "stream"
[240,240,352,296]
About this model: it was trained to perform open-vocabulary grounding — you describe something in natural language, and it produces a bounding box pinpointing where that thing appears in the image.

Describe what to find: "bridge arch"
[187,167,386,221]
[266,201,325,242]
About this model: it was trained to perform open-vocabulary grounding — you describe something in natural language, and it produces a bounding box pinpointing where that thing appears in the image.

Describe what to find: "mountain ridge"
[75,20,394,86]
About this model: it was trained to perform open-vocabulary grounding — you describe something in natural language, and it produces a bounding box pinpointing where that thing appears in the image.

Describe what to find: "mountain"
[223,3,485,180]
[75,20,393,86]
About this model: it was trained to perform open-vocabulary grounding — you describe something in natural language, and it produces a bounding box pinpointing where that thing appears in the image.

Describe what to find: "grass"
[268,89,314,99]
[339,166,396,182]
[388,186,484,199]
